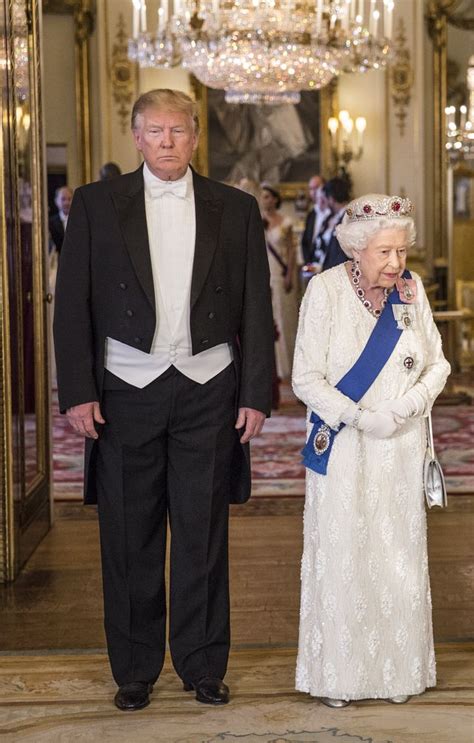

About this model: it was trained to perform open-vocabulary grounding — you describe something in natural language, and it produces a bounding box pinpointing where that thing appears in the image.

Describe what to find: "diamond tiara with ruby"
[345,194,413,223]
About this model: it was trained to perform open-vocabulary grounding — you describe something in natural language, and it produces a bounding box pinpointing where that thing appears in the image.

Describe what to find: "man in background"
[300,174,329,264]
[99,162,122,181]
[49,185,73,254]
[321,177,351,271]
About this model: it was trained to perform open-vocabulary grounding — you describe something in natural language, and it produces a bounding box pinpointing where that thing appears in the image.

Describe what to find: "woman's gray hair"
[336,214,416,258]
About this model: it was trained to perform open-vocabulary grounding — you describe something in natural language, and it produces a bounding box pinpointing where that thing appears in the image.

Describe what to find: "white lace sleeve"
[292,275,358,429]
[410,274,451,414]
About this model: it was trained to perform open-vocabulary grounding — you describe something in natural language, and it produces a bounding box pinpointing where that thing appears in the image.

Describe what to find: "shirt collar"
[143,162,193,199]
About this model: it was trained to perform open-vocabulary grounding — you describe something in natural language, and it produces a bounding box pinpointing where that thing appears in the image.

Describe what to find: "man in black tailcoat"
[54,89,274,712]
[321,177,351,271]
[49,185,73,253]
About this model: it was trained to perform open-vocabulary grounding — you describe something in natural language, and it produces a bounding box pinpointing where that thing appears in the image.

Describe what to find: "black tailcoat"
[49,213,65,253]
[53,165,274,505]
[301,208,316,264]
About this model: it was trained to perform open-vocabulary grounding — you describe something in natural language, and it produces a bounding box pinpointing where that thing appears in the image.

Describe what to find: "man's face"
[55,188,72,215]
[133,106,199,181]
[308,176,322,205]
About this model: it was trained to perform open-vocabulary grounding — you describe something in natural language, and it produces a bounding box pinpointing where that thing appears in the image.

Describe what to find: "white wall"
[42,14,79,187]
[338,69,388,197]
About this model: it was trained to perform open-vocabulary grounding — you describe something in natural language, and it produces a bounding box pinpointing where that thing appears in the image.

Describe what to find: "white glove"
[357,409,401,439]
[370,388,425,424]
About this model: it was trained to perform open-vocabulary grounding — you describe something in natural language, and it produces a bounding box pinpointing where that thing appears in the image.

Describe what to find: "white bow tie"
[148,179,187,199]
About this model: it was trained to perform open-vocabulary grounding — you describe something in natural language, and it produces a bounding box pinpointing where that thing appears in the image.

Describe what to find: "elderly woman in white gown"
[292,194,450,707]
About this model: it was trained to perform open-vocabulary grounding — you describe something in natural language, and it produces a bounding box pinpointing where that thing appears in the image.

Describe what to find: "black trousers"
[95,364,236,686]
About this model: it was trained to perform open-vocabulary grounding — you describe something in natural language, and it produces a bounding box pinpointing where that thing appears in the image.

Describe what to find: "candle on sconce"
[132,0,140,38]
[342,0,351,31]
[328,117,339,146]
[444,105,450,134]
[342,117,354,143]
[369,0,376,33]
[158,6,164,32]
[350,0,356,20]
[315,0,323,35]
[371,9,380,36]
[213,0,220,21]
[355,116,366,148]
[460,105,467,131]
[141,0,147,32]
[384,0,394,40]
[357,0,364,23]
[162,0,169,28]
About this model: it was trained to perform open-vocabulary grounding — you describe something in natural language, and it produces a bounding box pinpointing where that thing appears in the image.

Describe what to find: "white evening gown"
[266,217,299,379]
[293,264,450,700]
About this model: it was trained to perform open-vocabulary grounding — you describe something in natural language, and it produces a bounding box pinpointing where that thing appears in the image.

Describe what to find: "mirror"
[12,0,40,492]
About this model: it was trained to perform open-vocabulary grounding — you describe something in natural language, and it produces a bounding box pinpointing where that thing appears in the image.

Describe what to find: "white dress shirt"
[105,164,232,388]
[312,205,331,243]
[59,211,68,230]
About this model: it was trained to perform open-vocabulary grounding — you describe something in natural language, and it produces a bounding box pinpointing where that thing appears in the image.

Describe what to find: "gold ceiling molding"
[110,14,135,136]
[389,18,413,138]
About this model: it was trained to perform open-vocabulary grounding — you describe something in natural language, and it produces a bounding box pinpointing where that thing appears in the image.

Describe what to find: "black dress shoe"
[114,682,153,711]
[183,676,229,705]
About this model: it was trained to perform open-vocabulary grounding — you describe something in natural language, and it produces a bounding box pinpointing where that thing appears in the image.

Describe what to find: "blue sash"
[301,271,412,475]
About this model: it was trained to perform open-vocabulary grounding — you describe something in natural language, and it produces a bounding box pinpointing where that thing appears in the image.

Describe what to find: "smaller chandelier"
[128,0,396,105]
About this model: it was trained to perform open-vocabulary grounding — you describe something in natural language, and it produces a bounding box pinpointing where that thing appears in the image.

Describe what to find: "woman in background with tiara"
[292,194,450,707]
[261,183,299,382]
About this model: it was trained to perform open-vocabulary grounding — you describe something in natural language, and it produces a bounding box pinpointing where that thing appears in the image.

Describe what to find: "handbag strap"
[426,412,436,457]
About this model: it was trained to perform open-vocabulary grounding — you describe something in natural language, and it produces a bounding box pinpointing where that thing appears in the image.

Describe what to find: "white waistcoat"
[105,164,232,388]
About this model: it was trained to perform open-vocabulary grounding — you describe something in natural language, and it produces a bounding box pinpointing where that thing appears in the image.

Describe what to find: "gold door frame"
[426,0,474,308]
[0,0,52,582]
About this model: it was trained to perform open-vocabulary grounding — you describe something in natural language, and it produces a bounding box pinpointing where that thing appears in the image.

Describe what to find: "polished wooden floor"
[0,495,472,651]
[0,496,473,742]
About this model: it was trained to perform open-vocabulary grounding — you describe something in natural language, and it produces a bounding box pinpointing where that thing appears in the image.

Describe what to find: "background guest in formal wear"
[261,184,299,382]
[293,193,450,708]
[321,177,350,271]
[54,89,274,713]
[49,185,73,254]
[301,174,328,265]
[99,161,122,181]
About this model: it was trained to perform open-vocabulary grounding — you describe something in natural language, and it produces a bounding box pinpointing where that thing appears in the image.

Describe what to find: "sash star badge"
[392,304,416,330]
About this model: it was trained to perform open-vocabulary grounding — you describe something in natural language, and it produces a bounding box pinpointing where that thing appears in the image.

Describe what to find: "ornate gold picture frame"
[192,78,334,199]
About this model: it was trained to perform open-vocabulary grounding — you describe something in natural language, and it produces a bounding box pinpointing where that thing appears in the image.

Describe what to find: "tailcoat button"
[200,338,209,346]
[134,336,142,344]
[119,282,127,290]
[215,286,223,294]
[208,312,215,319]
[126,309,134,317]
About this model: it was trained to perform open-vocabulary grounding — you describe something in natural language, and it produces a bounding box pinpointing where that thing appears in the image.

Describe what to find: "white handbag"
[423,413,448,509]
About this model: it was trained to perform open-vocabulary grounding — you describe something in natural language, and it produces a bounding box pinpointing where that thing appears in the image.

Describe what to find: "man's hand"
[235,407,266,444]
[66,401,105,439]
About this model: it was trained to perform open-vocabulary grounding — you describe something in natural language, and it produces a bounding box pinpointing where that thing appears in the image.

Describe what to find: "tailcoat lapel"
[110,165,156,312]
[190,170,224,308]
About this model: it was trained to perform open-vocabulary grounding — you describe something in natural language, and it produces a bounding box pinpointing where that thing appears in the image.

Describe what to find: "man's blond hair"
[131,89,200,133]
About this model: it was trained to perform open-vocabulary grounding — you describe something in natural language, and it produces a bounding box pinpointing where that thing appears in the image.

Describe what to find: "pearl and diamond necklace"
[350,260,390,318]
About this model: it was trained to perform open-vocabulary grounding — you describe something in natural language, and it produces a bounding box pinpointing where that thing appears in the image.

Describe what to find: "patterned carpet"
[52,386,474,501]
[0,646,472,742]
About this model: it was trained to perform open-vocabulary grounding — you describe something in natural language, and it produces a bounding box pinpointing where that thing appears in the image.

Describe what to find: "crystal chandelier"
[128,0,396,105]
[445,54,474,161]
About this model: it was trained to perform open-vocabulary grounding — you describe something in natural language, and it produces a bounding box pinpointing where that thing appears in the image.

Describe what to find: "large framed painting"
[192,78,335,199]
